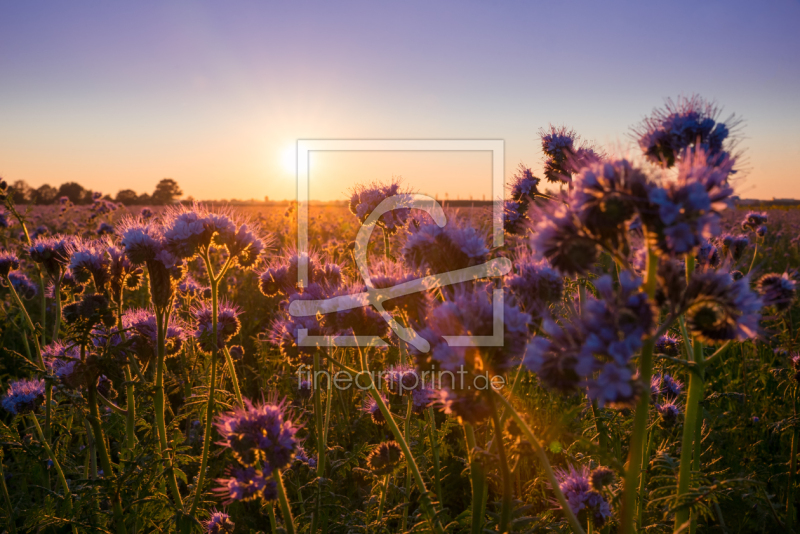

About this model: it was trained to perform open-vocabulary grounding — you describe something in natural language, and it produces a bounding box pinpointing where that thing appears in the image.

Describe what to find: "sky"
[1,0,798,201]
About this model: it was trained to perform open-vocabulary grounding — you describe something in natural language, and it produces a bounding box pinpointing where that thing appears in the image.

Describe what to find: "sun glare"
[280,144,297,175]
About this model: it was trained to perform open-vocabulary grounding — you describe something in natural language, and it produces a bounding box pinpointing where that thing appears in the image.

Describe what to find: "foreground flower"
[215,398,299,470]
[214,463,277,504]
[28,236,72,278]
[2,378,45,415]
[757,272,796,311]
[349,178,411,234]
[0,251,20,277]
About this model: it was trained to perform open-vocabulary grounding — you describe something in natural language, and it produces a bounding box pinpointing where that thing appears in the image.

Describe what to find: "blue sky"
[1,0,798,200]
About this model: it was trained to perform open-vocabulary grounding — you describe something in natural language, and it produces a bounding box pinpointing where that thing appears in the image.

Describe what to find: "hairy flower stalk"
[464,424,487,534]
[310,351,326,534]
[490,393,513,533]
[674,255,705,531]
[620,247,659,534]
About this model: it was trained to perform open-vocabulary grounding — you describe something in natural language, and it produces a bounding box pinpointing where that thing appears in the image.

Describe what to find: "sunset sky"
[1,1,798,202]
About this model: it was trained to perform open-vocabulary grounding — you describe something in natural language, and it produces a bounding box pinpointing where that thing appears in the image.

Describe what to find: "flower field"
[2,96,800,534]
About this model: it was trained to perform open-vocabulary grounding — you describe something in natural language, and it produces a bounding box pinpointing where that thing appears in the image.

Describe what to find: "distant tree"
[57,182,88,204]
[9,180,32,203]
[137,193,152,205]
[31,184,58,204]
[152,178,182,205]
[115,189,140,206]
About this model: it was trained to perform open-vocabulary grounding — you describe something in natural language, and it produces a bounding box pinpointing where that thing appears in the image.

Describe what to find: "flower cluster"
[2,378,46,415]
[402,221,489,274]
[192,301,242,353]
[635,95,733,168]
[757,272,796,312]
[349,178,411,235]
[366,441,404,476]
[0,250,20,277]
[554,465,612,528]
[540,126,602,185]
[504,165,541,235]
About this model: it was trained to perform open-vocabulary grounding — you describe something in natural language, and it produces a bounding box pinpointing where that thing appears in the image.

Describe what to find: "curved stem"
[310,352,325,534]
[493,391,585,534]
[223,346,244,408]
[87,385,128,534]
[189,273,219,518]
[30,415,76,533]
[377,474,390,524]
[401,395,413,532]
[747,239,758,274]
[490,394,513,533]
[273,468,296,534]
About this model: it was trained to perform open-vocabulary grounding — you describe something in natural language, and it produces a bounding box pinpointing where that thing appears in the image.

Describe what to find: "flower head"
[0,251,20,277]
[349,178,411,234]
[5,272,38,299]
[215,398,299,471]
[683,270,762,344]
[28,236,72,277]
[505,255,564,315]
[758,272,796,311]
[402,221,489,275]
[360,395,387,425]
[192,300,242,353]
[554,465,613,527]
[540,126,602,184]
[203,510,235,534]
[68,239,110,291]
[2,378,45,415]
[366,441,404,476]
[214,463,277,504]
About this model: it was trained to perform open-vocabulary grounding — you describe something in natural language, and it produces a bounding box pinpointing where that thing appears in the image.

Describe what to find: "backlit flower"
[2,378,45,415]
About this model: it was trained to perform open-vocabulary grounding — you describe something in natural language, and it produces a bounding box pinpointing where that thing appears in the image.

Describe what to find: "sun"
[280,145,297,175]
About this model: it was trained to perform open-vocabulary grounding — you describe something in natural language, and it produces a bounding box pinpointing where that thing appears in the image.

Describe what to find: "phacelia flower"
[505,255,564,315]
[192,301,242,353]
[635,95,734,168]
[2,378,46,415]
[742,211,767,232]
[5,272,38,299]
[554,465,612,528]
[28,236,72,278]
[655,399,682,428]
[0,251,20,277]
[360,395,387,425]
[215,398,299,471]
[758,272,796,311]
[366,441,404,476]
[540,126,602,185]
[214,463,277,504]
[682,270,762,345]
[530,205,598,276]
[650,373,683,399]
[68,239,111,291]
[402,221,489,275]
[349,178,411,235]
[590,467,614,491]
[203,510,235,534]
[654,334,681,356]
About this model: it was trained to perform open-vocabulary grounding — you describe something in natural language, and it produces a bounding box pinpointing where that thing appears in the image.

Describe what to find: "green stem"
[621,247,658,534]
[189,273,220,518]
[0,457,17,534]
[490,395,513,533]
[154,309,184,507]
[788,387,798,531]
[427,407,444,504]
[674,335,704,530]
[117,298,137,451]
[30,415,76,534]
[464,424,486,534]
[377,474,390,524]
[52,278,61,341]
[223,346,244,407]
[747,239,758,274]
[311,352,325,534]
[493,392,585,534]
[636,426,655,528]
[273,468,296,534]
[401,395,413,532]
[267,503,277,533]
[87,385,128,534]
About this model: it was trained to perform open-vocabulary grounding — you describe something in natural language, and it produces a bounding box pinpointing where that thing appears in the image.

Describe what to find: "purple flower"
[68,239,110,291]
[742,211,767,232]
[28,236,72,278]
[654,334,681,356]
[0,251,20,277]
[6,272,38,299]
[107,245,143,303]
[214,463,277,504]
[259,250,341,297]
[530,205,598,276]
[192,301,242,353]
[42,341,83,389]
[650,373,683,399]
[758,272,796,311]
[587,363,638,409]
[122,308,186,361]
[119,218,163,265]
[0,210,13,229]
[505,255,564,315]
[203,510,235,534]
[540,126,602,185]
[2,378,45,415]
[360,395,388,425]
[554,465,613,527]
[402,221,489,275]
[590,467,614,491]
[215,398,299,471]
[349,178,411,235]
[655,399,681,428]
[635,95,734,168]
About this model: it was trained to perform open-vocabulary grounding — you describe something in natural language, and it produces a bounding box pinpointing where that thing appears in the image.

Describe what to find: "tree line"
[5,178,183,205]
